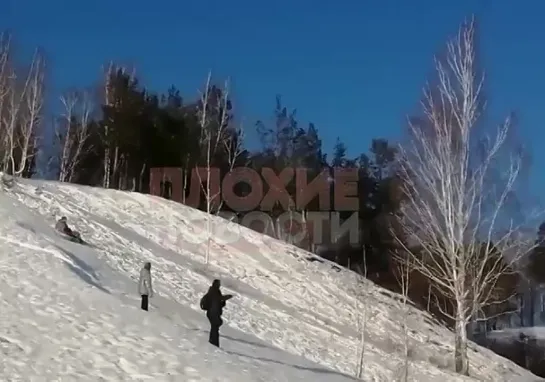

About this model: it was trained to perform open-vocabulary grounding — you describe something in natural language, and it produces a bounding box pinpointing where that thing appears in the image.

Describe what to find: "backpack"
[200,294,209,310]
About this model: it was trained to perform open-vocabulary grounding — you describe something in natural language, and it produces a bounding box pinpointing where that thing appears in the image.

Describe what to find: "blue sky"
[2,0,545,178]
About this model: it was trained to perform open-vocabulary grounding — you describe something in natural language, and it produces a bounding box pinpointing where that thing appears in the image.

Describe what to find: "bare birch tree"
[57,90,93,182]
[355,248,378,379]
[393,18,538,375]
[0,33,12,171]
[393,251,412,381]
[196,72,231,264]
[354,251,367,379]
[101,62,114,189]
[0,38,44,178]
[215,121,246,213]
[99,62,137,189]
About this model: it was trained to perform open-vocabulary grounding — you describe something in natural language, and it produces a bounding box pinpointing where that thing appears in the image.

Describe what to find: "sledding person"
[200,279,233,347]
[55,216,82,241]
[138,262,154,311]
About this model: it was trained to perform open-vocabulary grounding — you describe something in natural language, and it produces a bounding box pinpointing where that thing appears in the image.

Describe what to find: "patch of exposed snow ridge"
[0,178,541,381]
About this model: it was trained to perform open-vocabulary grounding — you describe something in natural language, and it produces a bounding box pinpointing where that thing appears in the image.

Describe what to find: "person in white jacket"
[138,262,154,311]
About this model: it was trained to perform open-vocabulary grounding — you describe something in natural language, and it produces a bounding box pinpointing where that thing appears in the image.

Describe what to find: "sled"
[56,231,88,246]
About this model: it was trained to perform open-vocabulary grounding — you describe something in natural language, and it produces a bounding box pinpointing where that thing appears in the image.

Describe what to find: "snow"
[488,327,545,342]
[0,177,542,381]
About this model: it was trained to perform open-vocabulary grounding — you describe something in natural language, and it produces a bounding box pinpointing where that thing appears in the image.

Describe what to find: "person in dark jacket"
[200,279,233,347]
[138,262,154,311]
[55,216,82,242]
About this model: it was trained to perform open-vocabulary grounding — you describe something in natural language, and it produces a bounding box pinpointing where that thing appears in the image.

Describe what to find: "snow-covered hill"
[0,178,541,381]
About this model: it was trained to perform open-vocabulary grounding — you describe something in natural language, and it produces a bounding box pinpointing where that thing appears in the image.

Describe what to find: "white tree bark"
[100,63,135,189]
[0,33,12,172]
[57,90,93,182]
[356,248,368,379]
[102,62,114,188]
[216,121,245,213]
[393,18,539,376]
[393,252,411,381]
[196,72,231,265]
[0,40,44,178]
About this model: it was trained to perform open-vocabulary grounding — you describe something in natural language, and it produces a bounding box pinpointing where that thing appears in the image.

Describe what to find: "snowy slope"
[0,178,541,381]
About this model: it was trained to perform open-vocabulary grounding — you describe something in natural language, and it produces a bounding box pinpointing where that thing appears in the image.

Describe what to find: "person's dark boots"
[141,295,149,311]
[209,325,220,347]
